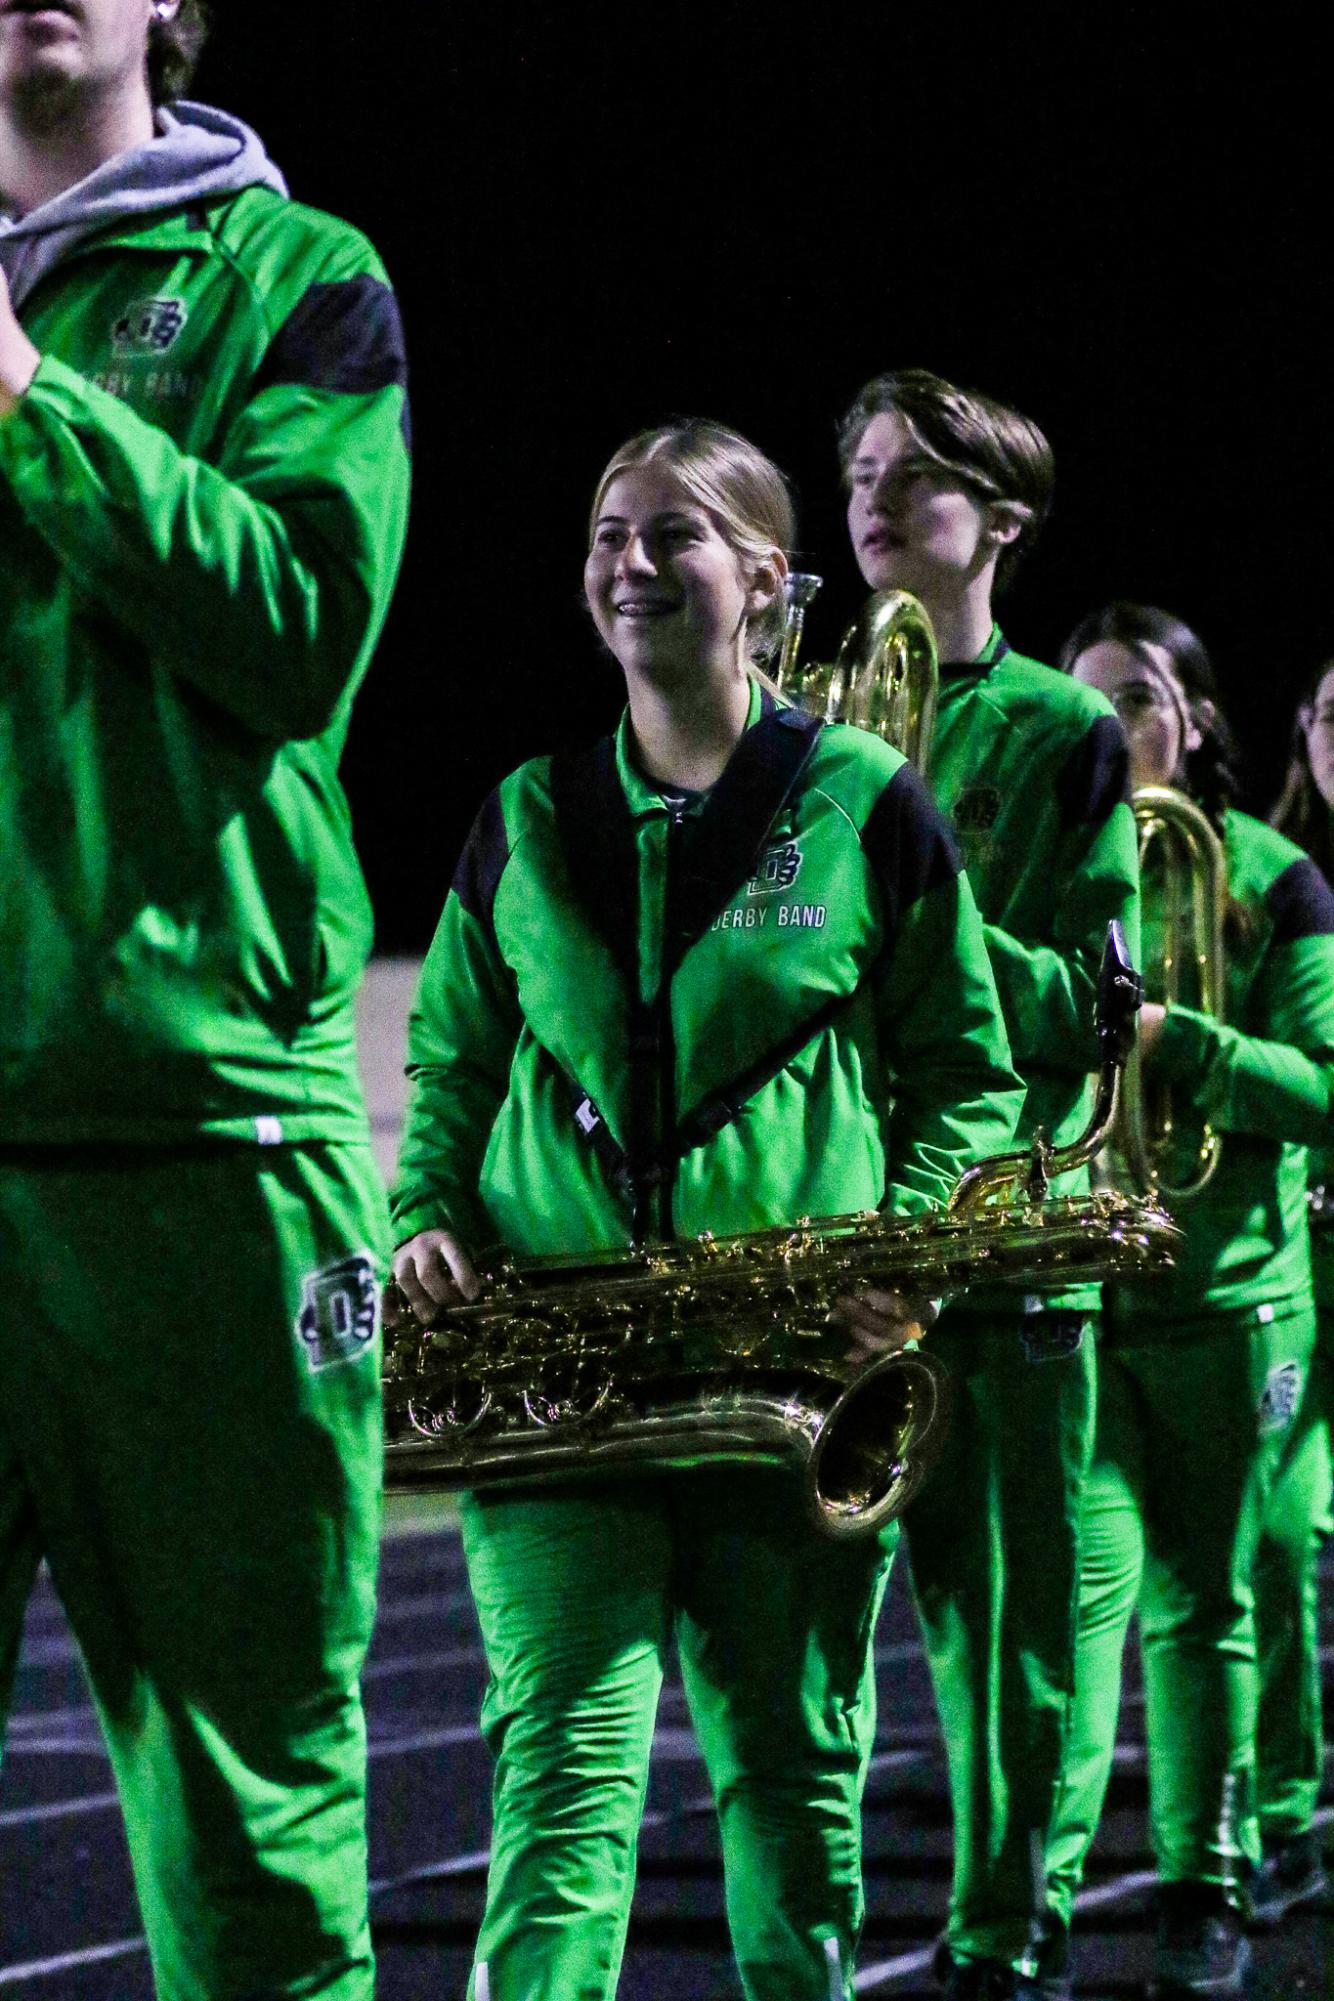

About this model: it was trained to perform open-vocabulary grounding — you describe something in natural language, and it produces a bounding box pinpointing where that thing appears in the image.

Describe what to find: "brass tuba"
[1117,785,1227,1199]
[774,573,939,775]
[383,929,1177,1536]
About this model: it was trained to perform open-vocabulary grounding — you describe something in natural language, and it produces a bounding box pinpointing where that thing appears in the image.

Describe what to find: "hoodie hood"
[0,100,287,308]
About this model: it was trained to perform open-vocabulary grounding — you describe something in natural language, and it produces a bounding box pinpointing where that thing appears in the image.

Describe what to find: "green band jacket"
[392,689,1026,1259]
[0,187,411,1144]
[1113,809,1334,1334]
[929,632,1142,1312]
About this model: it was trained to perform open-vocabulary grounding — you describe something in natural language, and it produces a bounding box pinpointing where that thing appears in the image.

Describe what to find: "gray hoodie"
[0,99,287,308]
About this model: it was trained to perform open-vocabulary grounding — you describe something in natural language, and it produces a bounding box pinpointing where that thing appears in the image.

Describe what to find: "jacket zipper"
[655,801,687,1240]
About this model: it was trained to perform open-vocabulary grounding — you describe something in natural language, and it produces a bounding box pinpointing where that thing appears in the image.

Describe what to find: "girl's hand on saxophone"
[835,1288,941,1365]
[385,1229,483,1329]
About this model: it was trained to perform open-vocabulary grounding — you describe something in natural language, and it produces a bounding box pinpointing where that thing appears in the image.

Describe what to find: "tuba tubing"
[1118,785,1227,1200]
[774,574,939,775]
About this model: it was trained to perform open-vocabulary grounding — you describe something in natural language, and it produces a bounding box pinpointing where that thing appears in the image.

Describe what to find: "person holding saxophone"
[1044,604,1334,1999]
[837,368,1141,2001]
[386,418,1027,2001]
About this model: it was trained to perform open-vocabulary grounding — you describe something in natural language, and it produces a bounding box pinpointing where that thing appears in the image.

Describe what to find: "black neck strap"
[670,704,821,953]
[549,704,822,974]
[548,704,823,1239]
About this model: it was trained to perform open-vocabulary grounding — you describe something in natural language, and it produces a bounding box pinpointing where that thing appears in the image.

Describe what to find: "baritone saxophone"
[383,928,1177,1537]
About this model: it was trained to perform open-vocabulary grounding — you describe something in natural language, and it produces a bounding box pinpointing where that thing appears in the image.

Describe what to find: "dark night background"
[200,9,1328,952]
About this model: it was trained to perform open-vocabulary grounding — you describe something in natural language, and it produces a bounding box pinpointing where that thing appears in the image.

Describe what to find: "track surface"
[1,1515,1330,1998]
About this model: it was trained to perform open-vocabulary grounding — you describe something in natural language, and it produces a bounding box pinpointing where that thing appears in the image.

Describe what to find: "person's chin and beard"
[1,10,96,139]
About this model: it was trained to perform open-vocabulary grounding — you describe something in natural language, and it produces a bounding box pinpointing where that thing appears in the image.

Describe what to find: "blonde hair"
[589,420,794,664]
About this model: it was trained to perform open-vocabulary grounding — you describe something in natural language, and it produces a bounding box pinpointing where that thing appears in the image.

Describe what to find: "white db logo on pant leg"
[295,1252,379,1372]
[1257,1359,1303,1435]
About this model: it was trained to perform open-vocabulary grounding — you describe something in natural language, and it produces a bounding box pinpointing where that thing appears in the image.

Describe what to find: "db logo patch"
[1257,1359,1303,1435]
[296,1252,379,1373]
[112,297,188,353]
[748,839,804,896]
[953,785,1002,834]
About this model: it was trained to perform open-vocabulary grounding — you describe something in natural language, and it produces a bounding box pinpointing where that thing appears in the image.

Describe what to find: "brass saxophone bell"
[807,1346,951,1536]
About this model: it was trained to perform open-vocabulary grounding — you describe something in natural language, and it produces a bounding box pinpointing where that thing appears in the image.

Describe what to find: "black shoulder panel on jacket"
[861,762,961,934]
[1055,714,1131,832]
[253,274,411,444]
[451,791,510,941]
[1266,856,1334,944]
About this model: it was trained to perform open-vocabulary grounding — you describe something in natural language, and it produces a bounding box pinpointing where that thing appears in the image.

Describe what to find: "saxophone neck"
[946,920,1139,1218]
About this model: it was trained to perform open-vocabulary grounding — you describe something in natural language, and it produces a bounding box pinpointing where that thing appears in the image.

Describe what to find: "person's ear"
[1184,697,1212,756]
[984,500,1029,549]
[746,550,787,618]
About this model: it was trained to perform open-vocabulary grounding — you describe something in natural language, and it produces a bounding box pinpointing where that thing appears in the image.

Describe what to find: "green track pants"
[459,1464,897,2001]
[0,1144,386,2000]
[903,1308,1096,1969]
[1045,1304,1315,1922]
[1253,1333,1333,1838]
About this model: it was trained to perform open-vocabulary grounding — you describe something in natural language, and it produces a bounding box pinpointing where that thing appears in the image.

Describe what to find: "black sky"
[200,8,1330,949]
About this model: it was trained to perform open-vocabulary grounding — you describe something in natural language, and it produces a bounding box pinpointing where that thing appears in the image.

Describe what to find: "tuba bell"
[774,573,939,775]
[1117,785,1227,1199]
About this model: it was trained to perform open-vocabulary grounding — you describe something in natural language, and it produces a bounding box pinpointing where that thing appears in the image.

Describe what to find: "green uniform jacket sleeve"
[1152,857,1334,1146]
[981,731,1141,1077]
[391,793,524,1250]
[866,766,1027,1214]
[0,245,409,743]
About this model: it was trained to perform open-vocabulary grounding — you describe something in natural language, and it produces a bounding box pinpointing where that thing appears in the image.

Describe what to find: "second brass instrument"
[774,573,939,774]
[1118,784,1227,1199]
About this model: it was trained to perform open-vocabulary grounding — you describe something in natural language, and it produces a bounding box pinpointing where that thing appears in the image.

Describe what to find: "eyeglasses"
[1109,682,1177,723]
